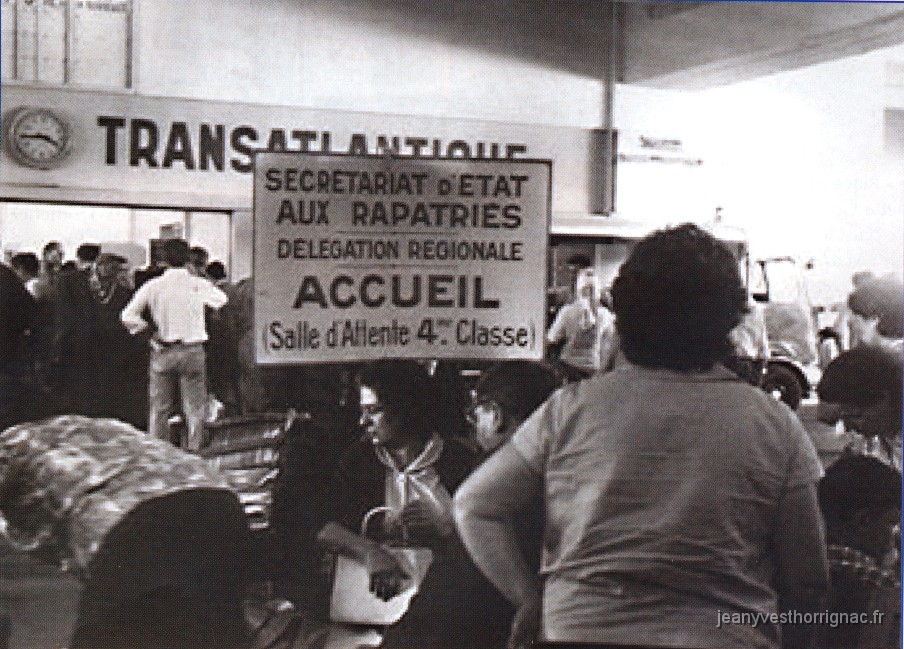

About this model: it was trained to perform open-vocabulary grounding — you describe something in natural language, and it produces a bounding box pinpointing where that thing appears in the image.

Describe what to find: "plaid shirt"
[819,544,901,649]
[827,544,901,590]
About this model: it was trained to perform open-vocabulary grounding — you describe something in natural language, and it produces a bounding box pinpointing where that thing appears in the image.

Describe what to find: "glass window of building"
[2,0,132,87]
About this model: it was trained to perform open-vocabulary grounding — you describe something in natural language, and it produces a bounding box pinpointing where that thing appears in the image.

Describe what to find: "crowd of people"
[0,238,258,434]
[4,242,142,427]
[0,223,901,649]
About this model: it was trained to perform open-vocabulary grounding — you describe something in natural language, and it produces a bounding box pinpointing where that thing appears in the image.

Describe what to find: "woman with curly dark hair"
[611,223,747,370]
[455,224,829,649]
[317,359,481,648]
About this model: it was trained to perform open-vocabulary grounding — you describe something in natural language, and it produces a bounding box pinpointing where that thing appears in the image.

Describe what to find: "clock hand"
[20,133,60,147]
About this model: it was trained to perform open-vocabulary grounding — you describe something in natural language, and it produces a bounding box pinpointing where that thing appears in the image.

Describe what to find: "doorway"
[0,202,232,280]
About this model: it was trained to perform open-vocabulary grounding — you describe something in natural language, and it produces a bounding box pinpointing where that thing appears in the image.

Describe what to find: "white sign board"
[1,85,606,214]
[253,153,550,363]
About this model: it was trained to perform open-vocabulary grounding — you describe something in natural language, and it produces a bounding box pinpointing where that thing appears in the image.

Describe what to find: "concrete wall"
[612,43,903,306]
[133,0,605,127]
[704,44,903,305]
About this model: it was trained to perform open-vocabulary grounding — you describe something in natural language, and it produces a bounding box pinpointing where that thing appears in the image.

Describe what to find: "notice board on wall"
[253,152,551,364]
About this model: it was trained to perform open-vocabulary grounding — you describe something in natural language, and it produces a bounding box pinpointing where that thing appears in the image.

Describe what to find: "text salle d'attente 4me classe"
[262,166,541,352]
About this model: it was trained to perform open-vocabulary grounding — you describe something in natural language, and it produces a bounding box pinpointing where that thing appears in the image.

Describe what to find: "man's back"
[122,267,227,343]
[120,243,228,451]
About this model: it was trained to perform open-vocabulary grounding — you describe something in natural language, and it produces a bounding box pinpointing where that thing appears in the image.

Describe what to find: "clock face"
[5,107,72,169]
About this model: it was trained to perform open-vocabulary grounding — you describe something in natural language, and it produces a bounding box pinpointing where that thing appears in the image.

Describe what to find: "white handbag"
[328,506,434,626]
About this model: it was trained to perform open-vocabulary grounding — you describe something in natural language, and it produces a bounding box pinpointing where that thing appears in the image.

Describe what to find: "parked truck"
[750,256,822,410]
[547,217,822,409]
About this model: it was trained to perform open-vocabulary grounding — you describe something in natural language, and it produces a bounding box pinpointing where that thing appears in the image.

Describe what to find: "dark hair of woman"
[817,345,903,411]
[818,453,901,559]
[358,360,433,441]
[473,360,560,423]
[611,223,747,371]
[847,276,904,339]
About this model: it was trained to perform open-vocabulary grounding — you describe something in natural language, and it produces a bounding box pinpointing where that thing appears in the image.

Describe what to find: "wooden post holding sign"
[252,152,551,363]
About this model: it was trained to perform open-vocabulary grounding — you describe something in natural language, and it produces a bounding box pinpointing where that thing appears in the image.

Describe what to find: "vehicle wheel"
[762,365,803,410]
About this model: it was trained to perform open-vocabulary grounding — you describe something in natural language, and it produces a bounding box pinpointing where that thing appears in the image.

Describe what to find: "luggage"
[328,546,433,626]
[199,409,305,532]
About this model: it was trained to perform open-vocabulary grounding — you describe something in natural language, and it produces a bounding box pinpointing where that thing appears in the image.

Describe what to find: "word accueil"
[291,274,500,310]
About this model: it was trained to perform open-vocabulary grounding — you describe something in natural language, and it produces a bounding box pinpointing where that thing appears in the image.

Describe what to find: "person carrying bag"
[316,360,479,649]
[319,505,434,627]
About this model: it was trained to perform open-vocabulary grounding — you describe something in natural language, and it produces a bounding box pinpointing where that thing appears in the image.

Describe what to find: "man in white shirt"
[121,238,228,451]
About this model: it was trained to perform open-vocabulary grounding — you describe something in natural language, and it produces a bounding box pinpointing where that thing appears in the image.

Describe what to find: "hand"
[507,591,541,649]
[400,499,450,540]
[365,544,408,601]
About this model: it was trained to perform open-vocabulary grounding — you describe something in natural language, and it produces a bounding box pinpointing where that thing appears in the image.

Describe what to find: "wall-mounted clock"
[4,107,73,170]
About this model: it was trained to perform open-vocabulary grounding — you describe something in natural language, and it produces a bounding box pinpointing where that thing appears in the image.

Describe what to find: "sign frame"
[252,151,552,365]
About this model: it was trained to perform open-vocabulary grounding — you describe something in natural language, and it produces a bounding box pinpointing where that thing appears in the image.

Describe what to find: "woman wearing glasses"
[317,359,479,648]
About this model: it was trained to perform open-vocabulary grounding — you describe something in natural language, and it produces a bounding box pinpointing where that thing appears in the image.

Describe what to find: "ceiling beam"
[623,2,904,89]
